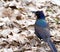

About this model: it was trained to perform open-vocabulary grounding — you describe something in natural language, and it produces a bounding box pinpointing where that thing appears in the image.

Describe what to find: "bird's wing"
[35,25,50,41]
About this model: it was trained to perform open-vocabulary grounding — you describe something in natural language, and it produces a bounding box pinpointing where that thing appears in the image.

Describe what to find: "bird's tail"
[47,39,57,52]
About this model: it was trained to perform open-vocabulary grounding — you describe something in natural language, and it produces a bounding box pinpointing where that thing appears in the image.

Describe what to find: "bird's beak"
[31,11,36,13]
[31,11,37,18]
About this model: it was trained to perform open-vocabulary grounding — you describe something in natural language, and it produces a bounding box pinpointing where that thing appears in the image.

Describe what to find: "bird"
[32,11,57,52]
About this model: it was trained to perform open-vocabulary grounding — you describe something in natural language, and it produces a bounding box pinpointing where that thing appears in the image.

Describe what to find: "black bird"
[33,11,57,52]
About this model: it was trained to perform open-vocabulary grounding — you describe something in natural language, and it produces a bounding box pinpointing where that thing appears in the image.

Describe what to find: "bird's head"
[32,11,45,19]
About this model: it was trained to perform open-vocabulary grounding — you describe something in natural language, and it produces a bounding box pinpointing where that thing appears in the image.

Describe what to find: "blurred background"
[0,0,60,52]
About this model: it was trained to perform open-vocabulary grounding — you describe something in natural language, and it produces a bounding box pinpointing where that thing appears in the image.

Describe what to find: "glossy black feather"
[34,11,57,52]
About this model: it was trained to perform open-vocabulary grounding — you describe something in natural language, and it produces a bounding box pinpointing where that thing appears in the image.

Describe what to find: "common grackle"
[33,11,57,52]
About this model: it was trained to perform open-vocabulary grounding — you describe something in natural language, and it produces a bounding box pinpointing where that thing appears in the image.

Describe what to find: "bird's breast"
[35,19,48,28]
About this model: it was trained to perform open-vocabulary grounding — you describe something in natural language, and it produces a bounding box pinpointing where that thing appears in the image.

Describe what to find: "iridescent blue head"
[35,11,45,19]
